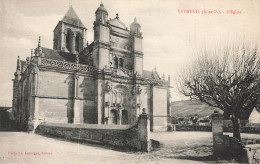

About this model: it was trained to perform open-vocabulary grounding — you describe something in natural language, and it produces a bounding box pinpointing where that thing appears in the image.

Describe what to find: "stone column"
[137,108,151,152]
[212,110,225,156]
[62,32,66,51]
[97,79,103,124]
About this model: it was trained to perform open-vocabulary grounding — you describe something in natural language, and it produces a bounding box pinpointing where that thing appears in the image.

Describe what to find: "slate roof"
[61,6,86,29]
[143,70,161,80]
[42,47,88,64]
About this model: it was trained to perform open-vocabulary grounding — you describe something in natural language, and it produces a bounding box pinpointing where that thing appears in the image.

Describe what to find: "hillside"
[171,99,223,118]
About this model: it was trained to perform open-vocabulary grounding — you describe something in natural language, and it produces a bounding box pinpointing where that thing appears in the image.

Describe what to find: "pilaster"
[73,71,83,124]
[104,75,112,124]
[73,99,83,124]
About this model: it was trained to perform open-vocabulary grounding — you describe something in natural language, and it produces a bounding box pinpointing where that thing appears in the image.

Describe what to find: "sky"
[0,0,260,106]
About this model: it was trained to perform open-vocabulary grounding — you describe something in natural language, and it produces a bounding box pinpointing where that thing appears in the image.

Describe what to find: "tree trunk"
[231,115,241,141]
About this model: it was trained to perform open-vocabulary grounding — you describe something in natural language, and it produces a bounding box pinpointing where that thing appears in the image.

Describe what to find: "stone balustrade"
[41,58,95,73]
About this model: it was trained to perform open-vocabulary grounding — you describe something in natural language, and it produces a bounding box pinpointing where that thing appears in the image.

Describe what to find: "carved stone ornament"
[132,85,142,95]
[41,58,95,73]
[105,81,112,92]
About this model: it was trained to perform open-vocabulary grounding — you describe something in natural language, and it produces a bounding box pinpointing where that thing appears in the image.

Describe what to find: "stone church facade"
[12,3,171,131]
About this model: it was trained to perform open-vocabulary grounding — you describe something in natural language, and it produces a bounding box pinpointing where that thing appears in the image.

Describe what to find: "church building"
[12,3,171,131]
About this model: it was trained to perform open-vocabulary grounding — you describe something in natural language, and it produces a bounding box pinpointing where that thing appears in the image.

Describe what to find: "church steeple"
[53,6,86,53]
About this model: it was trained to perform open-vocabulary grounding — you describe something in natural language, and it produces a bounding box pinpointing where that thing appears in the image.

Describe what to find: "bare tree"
[177,43,260,141]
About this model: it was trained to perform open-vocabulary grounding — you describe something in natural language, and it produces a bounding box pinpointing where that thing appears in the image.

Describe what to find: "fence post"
[137,108,151,152]
[212,110,225,156]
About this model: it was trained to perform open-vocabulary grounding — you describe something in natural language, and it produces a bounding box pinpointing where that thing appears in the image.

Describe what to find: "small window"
[114,57,118,68]
[119,58,124,68]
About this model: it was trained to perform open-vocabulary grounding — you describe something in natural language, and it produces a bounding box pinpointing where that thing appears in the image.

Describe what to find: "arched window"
[66,29,73,52]
[114,57,118,68]
[119,58,124,68]
[75,33,81,52]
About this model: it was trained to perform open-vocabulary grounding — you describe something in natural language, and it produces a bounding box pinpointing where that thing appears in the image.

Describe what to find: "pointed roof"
[61,6,86,29]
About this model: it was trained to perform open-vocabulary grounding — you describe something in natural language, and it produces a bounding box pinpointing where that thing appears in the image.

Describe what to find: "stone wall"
[35,113,151,152]
[36,70,96,124]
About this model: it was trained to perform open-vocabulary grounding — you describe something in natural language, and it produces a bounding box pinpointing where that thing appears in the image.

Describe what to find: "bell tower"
[53,6,87,54]
[93,3,110,69]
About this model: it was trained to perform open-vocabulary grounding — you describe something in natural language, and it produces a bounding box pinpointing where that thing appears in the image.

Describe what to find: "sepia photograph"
[0,0,260,163]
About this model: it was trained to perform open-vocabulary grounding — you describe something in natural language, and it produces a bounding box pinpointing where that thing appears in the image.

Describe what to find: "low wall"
[175,125,260,134]
[35,113,151,152]
[175,125,212,132]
